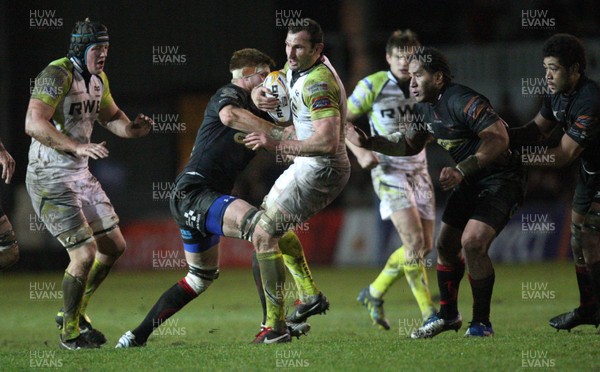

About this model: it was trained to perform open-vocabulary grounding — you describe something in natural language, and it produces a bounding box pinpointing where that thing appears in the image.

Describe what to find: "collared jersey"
[348,70,426,171]
[27,57,114,183]
[181,83,265,193]
[285,55,350,169]
[539,75,600,172]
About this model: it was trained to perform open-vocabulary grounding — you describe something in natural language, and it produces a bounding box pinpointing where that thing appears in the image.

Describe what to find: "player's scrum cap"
[67,17,109,66]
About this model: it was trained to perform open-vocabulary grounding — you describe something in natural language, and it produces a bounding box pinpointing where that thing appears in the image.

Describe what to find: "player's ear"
[433,71,444,85]
[568,63,579,75]
[313,42,324,55]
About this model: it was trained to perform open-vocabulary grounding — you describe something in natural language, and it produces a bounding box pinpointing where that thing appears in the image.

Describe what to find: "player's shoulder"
[214,83,247,105]
[42,57,73,80]
[363,70,389,83]
[357,70,389,91]
[446,83,490,106]
[98,70,109,86]
[305,64,339,93]
[576,76,600,106]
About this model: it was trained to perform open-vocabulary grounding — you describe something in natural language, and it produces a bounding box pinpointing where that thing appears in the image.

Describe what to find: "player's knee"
[57,224,94,250]
[184,264,219,295]
[256,206,289,238]
[461,233,488,257]
[0,239,19,270]
[239,207,262,241]
[582,209,600,242]
[0,227,19,269]
[570,223,585,264]
[405,231,426,254]
[435,238,458,264]
[107,227,127,257]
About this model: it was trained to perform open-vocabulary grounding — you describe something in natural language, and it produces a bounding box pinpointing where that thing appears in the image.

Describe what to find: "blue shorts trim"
[205,195,237,235]
[180,229,220,253]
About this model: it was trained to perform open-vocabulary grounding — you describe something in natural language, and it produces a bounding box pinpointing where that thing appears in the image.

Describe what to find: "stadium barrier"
[114,203,571,271]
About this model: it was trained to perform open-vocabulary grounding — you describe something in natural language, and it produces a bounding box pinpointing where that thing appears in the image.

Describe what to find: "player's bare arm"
[346,122,431,157]
[219,105,288,139]
[540,133,585,167]
[344,112,379,169]
[0,140,15,184]
[98,100,152,138]
[25,99,109,159]
[440,120,509,190]
[508,112,558,146]
[244,115,340,155]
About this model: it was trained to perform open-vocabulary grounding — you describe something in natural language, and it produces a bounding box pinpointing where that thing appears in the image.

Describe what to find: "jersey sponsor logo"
[68,100,100,115]
[306,82,328,95]
[379,104,416,119]
[311,97,333,110]
[436,138,468,151]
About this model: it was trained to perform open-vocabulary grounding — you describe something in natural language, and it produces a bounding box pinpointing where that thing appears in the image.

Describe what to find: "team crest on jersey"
[220,87,239,100]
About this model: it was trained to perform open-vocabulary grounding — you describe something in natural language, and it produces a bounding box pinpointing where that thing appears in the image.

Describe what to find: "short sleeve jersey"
[348,70,426,171]
[285,55,350,168]
[539,75,600,172]
[415,83,521,180]
[181,84,263,193]
[27,57,114,183]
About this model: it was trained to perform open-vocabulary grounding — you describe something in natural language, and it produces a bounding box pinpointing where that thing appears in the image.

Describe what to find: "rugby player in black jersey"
[348,47,525,338]
[116,48,319,347]
[509,34,600,332]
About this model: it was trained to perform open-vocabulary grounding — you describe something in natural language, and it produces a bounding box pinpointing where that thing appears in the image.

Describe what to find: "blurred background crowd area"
[1,0,598,267]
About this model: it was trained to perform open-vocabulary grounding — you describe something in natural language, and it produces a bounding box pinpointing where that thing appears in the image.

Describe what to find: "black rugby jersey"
[539,75,600,172]
[181,84,267,192]
[415,83,521,180]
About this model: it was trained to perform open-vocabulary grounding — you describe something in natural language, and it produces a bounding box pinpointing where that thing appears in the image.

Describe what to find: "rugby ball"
[263,71,291,123]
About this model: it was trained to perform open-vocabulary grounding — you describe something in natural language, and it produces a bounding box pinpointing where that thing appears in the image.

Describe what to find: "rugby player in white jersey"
[246,18,351,337]
[24,18,153,349]
[346,30,436,330]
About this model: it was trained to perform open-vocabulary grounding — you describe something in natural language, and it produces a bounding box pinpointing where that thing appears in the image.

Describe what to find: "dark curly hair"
[542,33,586,73]
[411,47,453,84]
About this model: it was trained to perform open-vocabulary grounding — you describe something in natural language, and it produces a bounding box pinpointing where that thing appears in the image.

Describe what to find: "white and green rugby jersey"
[285,56,349,168]
[27,57,114,183]
[348,70,426,171]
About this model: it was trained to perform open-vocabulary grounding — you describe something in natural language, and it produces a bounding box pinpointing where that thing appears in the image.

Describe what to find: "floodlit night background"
[1,0,600,270]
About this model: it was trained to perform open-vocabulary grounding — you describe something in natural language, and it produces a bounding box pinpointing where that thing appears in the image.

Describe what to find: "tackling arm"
[244,116,340,156]
[219,105,288,140]
[345,123,430,157]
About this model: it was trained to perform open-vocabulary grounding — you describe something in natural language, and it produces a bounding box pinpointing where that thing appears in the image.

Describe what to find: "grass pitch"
[0,262,598,371]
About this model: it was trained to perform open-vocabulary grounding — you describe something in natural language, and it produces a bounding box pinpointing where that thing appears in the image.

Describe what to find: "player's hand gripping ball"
[263,71,291,123]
